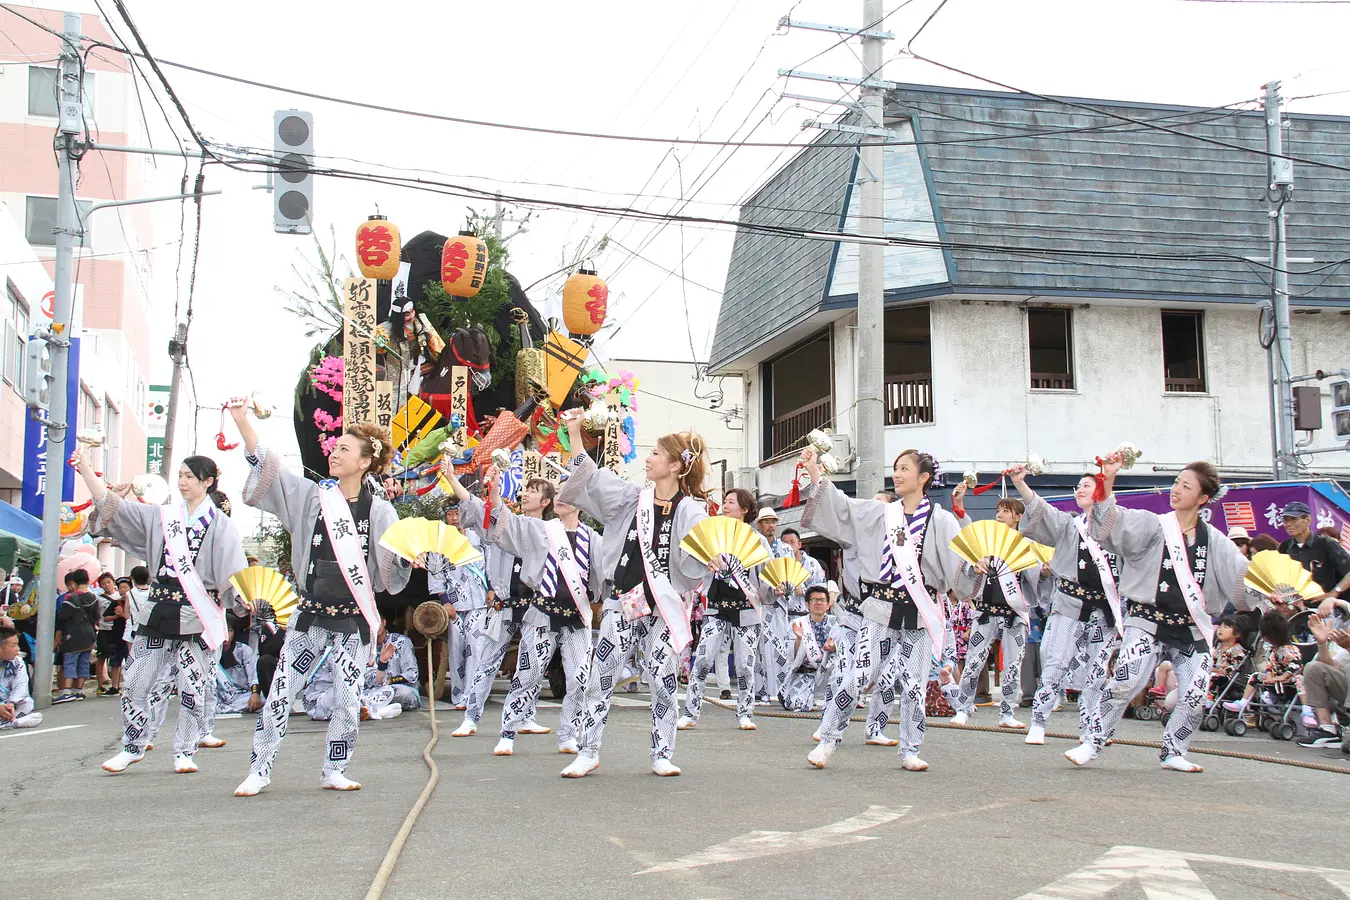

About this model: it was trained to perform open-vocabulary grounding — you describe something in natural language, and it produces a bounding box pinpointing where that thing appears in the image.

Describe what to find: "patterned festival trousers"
[821,621,933,757]
[501,622,592,745]
[120,635,212,757]
[955,615,1028,718]
[578,609,680,763]
[683,617,761,721]
[1032,608,1119,735]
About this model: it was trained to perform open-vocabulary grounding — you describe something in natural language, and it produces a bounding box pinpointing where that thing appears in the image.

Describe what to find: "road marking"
[0,724,89,741]
[1020,846,1350,899]
[636,805,909,876]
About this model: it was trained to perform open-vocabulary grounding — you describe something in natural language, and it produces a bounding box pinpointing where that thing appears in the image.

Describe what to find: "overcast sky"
[11,0,1350,534]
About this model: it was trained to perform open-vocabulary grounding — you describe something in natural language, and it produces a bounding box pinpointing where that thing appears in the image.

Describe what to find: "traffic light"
[23,337,52,411]
[273,110,313,235]
[1331,378,1350,442]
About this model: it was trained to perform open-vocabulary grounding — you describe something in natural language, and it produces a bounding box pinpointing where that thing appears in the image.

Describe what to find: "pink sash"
[1073,515,1124,637]
[884,501,946,661]
[317,483,380,646]
[637,486,694,653]
[994,563,1031,626]
[160,503,226,650]
[544,519,592,629]
[1159,512,1215,645]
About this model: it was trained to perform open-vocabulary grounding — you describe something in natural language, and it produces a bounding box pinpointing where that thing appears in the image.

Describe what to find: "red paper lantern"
[355,215,401,280]
[562,265,608,336]
[441,230,488,299]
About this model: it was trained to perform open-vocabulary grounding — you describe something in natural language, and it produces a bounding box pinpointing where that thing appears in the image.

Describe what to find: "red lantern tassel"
[970,467,1017,496]
[538,431,560,456]
[1091,456,1109,502]
[216,407,240,451]
[71,499,93,513]
[782,463,805,509]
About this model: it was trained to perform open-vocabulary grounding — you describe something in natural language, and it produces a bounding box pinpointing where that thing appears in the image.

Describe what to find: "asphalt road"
[4,692,1348,900]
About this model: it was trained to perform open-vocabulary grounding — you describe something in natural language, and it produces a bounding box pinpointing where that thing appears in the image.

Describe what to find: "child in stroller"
[1223,609,1309,740]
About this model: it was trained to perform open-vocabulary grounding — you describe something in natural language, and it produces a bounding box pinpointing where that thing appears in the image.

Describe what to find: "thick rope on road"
[363,602,449,900]
[705,699,1350,775]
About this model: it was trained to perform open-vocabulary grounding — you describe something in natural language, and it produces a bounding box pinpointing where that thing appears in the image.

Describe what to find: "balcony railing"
[1030,372,1074,390]
[770,396,832,458]
[885,375,934,425]
[1164,377,1206,393]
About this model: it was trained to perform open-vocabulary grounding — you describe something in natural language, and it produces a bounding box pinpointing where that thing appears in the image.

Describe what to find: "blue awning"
[0,499,42,543]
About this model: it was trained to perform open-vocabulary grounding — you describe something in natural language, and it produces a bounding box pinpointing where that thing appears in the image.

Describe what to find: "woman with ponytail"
[75,450,248,778]
[678,487,771,731]
[228,401,413,796]
[1066,457,1258,774]
[800,447,979,772]
[556,413,709,778]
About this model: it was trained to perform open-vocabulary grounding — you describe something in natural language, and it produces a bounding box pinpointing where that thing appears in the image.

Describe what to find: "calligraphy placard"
[342,277,378,430]
[450,365,469,447]
[375,380,393,431]
[522,449,543,483]
[544,451,563,486]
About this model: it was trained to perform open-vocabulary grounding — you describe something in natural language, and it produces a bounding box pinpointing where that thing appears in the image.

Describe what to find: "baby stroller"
[1203,651,1255,735]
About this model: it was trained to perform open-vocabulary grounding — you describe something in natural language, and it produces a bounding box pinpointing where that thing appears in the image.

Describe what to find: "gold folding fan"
[379,517,441,563]
[436,523,483,568]
[948,519,1042,574]
[761,556,810,592]
[1026,541,1056,566]
[230,566,300,627]
[680,517,771,569]
[1244,549,1321,601]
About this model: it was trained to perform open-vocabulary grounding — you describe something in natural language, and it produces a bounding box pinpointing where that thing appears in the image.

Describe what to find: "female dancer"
[801,447,977,771]
[678,487,769,731]
[78,451,248,776]
[1008,466,1122,746]
[557,411,709,778]
[229,400,411,796]
[445,472,552,739]
[1067,457,1254,773]
[488,467,604,756]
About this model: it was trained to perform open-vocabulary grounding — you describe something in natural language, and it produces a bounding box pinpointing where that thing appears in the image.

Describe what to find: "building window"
[884,304,934,425]
[27,65,94,118]
[103,398,120,483]
[3,282,29,392]
[25,196,93,248]
[765,333,832,458]
[1162,311,1206,393]
[1028,308,1075,390]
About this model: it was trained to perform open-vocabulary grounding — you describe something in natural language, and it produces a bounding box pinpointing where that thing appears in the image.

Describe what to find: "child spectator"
[1224,609,1301,716]
[0,624,42,729]
[94,572,126,696]
[1209,616,1248,700]
[53,569,98,703]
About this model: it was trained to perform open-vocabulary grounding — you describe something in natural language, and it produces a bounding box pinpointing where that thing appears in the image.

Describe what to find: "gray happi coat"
[492,508,606,624]
[90,492,248,635]
[242,445,411,596]
[802,479,978,626]
[457,493,518,607]
[557,453,708,608]
[696,527,773,628]
[1089,494,1255,642]
[1020,492,1115,620]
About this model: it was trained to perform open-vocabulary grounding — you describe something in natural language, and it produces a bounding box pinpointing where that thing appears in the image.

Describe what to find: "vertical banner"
[375,380,393,432]
[21,287,82,517]
[144,382,170,475]
[449,365,468,447]
[342,277,377,430]
[602,389,622,472]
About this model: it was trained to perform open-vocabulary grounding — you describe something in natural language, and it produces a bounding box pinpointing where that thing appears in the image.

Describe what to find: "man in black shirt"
[1278,502,1350,601]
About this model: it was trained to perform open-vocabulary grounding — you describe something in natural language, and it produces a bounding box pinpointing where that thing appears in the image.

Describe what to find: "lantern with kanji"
[562,265,608,336]
[355,215,401,280]
[441,230,488,299]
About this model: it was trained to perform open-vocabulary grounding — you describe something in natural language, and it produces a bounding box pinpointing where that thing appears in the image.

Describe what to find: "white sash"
[1159,512,1215,645]
[160,504,226,650]
[883,501,946,662]
[994,563,1032,626]
[544,519,592,629]
[317,483,381,646]
[796,615,827,667]
[637,486,694,653]
[1073,515,1124,636]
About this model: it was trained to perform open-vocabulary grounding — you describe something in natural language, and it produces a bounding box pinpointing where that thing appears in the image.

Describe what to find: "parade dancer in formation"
[431,503,488,709]
[781,585,845,712]
[488,469,604,757]
[948,495,1043,731]
[444,472,552,739]
[753,508,791,703]
[77,451,248,776]
[801,447,977,771]
[557,411,709,778]
[1067,458,1255,773]
[228,400,411,796]
[1008,467,1122,746]
[679,488,769,731]
[364,612,421,715]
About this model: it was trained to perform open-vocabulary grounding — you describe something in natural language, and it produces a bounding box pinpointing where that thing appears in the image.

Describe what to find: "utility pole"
[854,0,888,495]
[160,322,188,475]
[33,12,84,707]
[1265,80,1296,479]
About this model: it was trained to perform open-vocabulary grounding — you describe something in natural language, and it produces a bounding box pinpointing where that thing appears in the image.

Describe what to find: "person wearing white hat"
[1227,526,1252,559]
